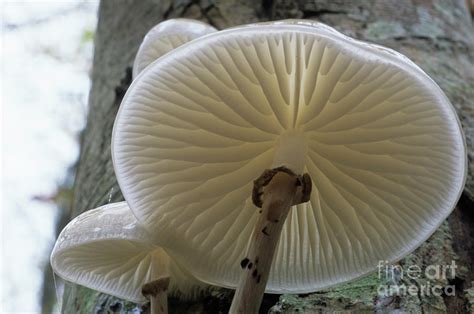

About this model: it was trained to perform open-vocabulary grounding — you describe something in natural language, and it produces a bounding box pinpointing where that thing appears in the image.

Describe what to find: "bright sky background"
[1,1,98,312]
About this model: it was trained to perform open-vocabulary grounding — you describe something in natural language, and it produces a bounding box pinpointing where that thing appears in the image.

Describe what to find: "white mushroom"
[50,202,206,313]
[133,18,217,78]
[112,20,467,312]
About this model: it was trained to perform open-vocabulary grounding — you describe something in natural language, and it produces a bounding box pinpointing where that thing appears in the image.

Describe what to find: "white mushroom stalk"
[50,202,206,313]
[133,18,217,78]
[112,20,467,313]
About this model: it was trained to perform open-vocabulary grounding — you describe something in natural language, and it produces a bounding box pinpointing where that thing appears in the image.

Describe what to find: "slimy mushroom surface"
[132,18,217,78]
[112,21,466,293]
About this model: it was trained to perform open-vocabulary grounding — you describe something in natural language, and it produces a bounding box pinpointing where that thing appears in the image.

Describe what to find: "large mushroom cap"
[112,21,467,293]
[50,202,203,303]
[132,18,217,78]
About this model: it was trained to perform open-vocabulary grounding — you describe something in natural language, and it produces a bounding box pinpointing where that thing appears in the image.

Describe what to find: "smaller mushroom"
[133,18,217,78]
[50,201,206,313]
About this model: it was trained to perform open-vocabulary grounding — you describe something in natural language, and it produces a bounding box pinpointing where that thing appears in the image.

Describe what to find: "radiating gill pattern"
[51,202,164,302]
[51,202,206,302]
[113,28,465,292]
[55,241,203,302]
[55,240,158,303]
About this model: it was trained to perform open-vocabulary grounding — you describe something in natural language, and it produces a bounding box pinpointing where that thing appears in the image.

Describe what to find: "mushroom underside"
[113,24,466,292]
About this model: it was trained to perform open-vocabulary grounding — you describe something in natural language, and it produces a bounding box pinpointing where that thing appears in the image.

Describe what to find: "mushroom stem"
[142,277,170,314]
[230,168,312,314]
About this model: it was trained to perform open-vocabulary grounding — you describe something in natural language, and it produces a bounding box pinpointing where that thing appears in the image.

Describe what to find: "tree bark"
[61,0,474,312]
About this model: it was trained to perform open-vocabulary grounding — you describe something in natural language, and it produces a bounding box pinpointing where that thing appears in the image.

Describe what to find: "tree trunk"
[61,0,474,312]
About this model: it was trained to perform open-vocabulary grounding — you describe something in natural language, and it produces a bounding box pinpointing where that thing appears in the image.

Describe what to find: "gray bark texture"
[61,0,474,312]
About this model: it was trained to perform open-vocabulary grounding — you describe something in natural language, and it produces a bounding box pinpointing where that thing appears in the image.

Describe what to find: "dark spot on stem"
[259,210,262,214]
[252,269,258,277]
[252,185,264,208]
[262,227,269,235]
[248,262,253,269]
[255,257,259,264]
[257,275,261,283]
[240,258,249,269]
[301,173,312,203]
